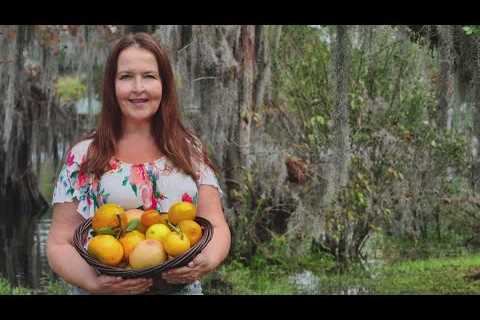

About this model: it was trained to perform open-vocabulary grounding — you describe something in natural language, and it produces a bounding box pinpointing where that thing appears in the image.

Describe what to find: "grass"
[0,278,34,295]
[371,255,480,294]
[202,252,480,295]
[0,273,72,295]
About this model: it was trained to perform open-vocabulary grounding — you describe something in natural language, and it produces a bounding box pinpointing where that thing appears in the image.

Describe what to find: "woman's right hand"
[86,275,153,295]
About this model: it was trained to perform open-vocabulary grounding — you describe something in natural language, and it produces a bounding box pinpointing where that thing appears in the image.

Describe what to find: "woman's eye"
[145,75,156,79]
[119,75,131,80]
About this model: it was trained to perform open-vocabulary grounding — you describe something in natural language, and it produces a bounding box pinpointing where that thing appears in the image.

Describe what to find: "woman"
[47,32,231,295]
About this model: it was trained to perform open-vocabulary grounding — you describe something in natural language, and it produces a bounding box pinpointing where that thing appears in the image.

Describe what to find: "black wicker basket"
[73,216,213,280]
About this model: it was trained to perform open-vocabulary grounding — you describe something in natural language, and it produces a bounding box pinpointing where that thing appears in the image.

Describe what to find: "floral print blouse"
[52,139,222,219]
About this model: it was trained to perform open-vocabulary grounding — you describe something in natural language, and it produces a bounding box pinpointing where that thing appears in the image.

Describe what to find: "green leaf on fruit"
[95,227,116,236]
[126,219,140,232]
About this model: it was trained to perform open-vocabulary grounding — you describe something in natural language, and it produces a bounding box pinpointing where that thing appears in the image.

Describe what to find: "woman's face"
[115,46,163,126]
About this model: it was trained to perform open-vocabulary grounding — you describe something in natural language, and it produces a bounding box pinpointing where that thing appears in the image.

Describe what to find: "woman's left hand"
[161,252,215,284]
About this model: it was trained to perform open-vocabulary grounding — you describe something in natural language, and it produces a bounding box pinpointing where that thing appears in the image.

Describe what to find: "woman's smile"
[129,98,150,106]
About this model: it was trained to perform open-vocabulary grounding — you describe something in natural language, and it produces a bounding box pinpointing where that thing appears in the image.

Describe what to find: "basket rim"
[73,216,213,277]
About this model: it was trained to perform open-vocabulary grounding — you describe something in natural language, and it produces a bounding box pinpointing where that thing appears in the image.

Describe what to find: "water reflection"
[29,208,54,289]
[0,206,54,290]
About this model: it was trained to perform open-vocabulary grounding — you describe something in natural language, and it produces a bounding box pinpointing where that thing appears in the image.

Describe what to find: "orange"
[120,209,146,233]
[168,202,196,225]
[119,230,145,260]
[164,231,191,257]
[129,239,167,269]
[92,203,125,231]
[87,234,124,266]
[141,209,164,227]
[178,220,202,246]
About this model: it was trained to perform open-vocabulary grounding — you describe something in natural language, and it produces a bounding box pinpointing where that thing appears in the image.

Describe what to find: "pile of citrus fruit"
[86,200,202,270]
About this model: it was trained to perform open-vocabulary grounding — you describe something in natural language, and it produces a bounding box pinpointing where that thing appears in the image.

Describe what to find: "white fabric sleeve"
[51,139,95,219]
[197,163,223,198]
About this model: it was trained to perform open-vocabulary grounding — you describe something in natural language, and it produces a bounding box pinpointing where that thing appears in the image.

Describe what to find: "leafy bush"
[55,76,87,105]
[0,278,33,295]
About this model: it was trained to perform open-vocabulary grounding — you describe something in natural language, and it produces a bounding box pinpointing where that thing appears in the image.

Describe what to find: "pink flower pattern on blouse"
[129,164,147,186]
[66,151,75,167]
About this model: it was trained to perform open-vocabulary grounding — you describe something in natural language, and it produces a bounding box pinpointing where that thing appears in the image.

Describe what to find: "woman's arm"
[162,185,231,284]
[47,202,153,294]
[196,185,231,266]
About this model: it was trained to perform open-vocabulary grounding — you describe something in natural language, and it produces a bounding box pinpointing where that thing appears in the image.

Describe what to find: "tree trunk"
[319,25,353,267]
[0,25,48,287]
[237,25,255,171]
[472,36,480,193]
[333,25,352,194]
[321,26,352,209]
[436,25,453,131]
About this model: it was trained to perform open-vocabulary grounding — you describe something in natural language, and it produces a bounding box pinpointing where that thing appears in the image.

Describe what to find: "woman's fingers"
[164,266,193,277]
[119,282,152,294]
[96,275,124,290]
[163,254,210,284]
[117,278,153,290]
[99,277,153,294]
[162,269,201,284]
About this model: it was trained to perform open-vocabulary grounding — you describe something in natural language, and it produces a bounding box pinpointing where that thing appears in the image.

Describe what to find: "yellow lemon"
[87,234,124,266]
[164,231,191,257]
[146,223,171,244]
[92,203,125,231]
[119,230,146,260]
[178,220,202,246]
[168,202,196,225]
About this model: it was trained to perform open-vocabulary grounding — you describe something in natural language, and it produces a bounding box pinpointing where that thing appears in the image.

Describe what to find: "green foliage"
[275,26,477,270]
[0,278,33,295]
[379,232,471,263]
[38,277,72,295]
[428,132,469,177]
[0,273,71,295]
[463,25,480,36]
[55,76,87,105]
[273,26,332,157]
[324,156,376,246]
[228,168,271,259]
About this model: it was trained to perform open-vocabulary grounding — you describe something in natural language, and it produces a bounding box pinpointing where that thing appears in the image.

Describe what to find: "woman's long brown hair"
[78,32,215,181]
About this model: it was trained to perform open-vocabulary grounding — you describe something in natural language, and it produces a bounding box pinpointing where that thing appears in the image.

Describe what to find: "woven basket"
[73,216,213,280]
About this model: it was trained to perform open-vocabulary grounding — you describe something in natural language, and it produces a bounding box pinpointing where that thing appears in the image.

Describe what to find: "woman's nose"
[132,77,145,92]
